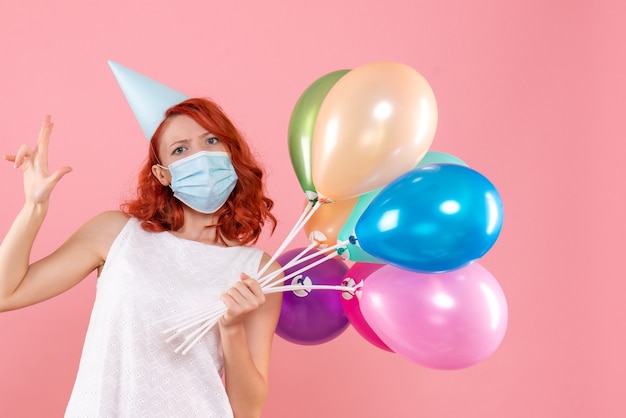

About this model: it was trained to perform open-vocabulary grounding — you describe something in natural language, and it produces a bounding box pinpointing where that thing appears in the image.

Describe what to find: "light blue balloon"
[354,164,503,273]
[337,188,384,263]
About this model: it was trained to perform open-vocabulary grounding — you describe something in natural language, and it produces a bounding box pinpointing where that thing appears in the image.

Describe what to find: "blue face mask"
[162,151,238,214]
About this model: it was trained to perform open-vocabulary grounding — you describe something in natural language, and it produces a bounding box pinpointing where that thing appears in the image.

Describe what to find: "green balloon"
[338,151,468,263]
[288,69,350,197]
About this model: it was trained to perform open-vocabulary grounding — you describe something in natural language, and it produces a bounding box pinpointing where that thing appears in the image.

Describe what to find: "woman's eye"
[207,136,219,145]
[173,146,186,155]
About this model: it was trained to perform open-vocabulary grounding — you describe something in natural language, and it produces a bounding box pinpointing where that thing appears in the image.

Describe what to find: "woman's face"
[151,114,228,186]
[157,114,227,166]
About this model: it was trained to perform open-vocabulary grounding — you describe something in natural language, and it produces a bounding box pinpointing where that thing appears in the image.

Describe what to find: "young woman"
[0,98,283,417]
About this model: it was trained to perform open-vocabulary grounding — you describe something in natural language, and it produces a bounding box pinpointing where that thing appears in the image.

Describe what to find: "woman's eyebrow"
[169,138,191,148]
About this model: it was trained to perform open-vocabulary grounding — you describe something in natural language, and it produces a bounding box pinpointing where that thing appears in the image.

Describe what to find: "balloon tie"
[348,235,357,245]
[315,193,334,205]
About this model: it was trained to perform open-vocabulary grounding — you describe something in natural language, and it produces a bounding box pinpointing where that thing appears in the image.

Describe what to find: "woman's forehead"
[160,115,209,144]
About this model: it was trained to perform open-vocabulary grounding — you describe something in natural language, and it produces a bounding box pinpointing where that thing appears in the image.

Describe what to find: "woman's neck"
[172,208,238,246]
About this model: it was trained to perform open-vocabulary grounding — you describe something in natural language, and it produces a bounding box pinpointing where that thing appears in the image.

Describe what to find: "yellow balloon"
[312,62,438,200]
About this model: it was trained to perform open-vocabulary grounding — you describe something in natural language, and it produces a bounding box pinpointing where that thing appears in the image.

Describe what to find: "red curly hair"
[121,97,276,245]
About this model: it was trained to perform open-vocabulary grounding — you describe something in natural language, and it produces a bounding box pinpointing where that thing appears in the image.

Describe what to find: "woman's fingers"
[222,285,246,306]
[8,116,53,169]
[5,115,72,204]
[49,166,73,184]
[223,281,263,309]
[220,277,266,325]
[241,276,265,300]
[13,144,34,169]
[4,116,54,169]
[34,115,53,171]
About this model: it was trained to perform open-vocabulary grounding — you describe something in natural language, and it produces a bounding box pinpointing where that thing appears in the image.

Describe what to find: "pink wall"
[1,1,624,417]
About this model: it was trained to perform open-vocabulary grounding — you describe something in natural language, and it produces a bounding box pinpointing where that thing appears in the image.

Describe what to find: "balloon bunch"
[281,61,508,370]
[162,61,508,371]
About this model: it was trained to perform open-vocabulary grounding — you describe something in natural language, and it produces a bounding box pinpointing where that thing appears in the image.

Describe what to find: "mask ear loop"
[150,141,168,170]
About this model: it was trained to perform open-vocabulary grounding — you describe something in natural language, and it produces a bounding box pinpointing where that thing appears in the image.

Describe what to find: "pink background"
[1,1,624,417]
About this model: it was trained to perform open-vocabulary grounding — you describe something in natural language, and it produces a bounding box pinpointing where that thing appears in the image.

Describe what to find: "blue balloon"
[354,164,503,273]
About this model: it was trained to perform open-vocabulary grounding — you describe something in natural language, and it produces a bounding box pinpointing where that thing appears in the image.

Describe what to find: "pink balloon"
[340,263,392,352]
[360,263,508,370]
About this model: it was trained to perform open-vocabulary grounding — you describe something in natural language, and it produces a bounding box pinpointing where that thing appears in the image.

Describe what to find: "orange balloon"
[304,197,359,248]
[312,62,438,200]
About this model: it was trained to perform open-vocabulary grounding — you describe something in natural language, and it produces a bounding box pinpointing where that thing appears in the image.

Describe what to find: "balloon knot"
[336,248,345,255]
[305,190,318,202]
[348,235,357,245]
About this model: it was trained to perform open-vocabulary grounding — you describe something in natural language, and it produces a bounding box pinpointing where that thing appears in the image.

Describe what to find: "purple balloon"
[360,262,508,370]
[275,248,350,345]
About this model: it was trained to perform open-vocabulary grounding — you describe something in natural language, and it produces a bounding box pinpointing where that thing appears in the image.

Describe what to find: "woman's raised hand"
[2,115,72,204]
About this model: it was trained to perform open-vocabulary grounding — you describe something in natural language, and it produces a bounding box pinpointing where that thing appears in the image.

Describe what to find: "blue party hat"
[108,60,189,141]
